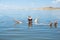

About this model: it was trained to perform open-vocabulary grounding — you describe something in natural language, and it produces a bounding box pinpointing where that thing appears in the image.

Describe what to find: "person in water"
[28,16,32,26]
[54,21,58,28]
[49,21,53,27]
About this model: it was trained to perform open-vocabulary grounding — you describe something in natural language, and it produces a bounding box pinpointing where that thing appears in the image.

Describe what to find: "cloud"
[52,0,60,3]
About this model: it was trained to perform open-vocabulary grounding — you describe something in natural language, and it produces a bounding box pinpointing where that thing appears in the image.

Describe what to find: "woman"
[54,21,58,28]
[28,16,32,26]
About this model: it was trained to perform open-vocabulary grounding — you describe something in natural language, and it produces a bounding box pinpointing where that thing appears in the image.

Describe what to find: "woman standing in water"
[54,21,58,28]
[28,16,32,26]
[49,21,53,28]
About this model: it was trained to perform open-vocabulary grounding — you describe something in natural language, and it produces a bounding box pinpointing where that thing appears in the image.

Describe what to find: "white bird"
[15,20,22,24]
[34,18,39,24]
[14,18,22,24]
[34,17,49,25]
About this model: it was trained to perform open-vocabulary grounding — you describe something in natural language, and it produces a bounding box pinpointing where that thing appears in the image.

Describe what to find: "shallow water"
[0,10,60,40]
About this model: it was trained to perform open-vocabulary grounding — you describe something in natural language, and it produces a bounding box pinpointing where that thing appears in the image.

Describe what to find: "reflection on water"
[28,23,32,27]
[54,25,58,28]
[50,25,52,28]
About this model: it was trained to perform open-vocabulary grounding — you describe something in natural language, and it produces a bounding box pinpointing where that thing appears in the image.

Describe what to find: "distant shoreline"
[32,7,60,10]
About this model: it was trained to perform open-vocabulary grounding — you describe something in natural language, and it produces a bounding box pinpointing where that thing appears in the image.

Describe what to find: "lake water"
[0,10,60,40]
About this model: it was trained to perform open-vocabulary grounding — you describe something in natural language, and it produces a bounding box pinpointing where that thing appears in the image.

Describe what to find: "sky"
[0,0,60,10]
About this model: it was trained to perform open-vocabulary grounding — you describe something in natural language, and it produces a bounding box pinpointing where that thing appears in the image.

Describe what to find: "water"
[0,10,60,40]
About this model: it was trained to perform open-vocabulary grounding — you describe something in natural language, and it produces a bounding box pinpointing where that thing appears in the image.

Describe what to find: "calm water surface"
[0,10,60,40]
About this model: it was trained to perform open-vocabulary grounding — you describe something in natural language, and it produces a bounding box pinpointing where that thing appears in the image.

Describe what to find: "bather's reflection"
[28,22,32,27]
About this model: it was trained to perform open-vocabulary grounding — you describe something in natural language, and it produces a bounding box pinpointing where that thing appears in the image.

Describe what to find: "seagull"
[14,18,22,24]
[34,17,50,25]
[34,18,39,24]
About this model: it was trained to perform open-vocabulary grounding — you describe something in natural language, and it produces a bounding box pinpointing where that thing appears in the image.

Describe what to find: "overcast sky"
[0,0,60,10]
